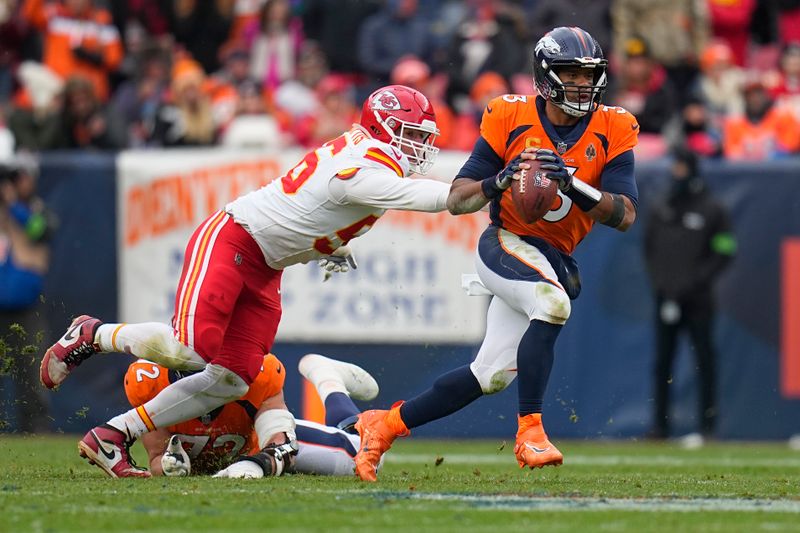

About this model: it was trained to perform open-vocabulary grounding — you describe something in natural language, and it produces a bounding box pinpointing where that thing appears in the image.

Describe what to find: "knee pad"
[204,364,249,402]
[470,356,516,394]
[532,282,571,324]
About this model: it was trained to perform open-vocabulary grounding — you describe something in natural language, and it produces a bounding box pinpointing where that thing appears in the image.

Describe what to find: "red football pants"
[172,211,282,384]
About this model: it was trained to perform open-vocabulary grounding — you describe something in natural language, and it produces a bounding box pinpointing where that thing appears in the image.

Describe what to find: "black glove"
[534,149,571,192]
[481,153,524,199]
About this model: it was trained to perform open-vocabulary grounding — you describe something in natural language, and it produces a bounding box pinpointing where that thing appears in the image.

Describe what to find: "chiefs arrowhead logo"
[371,91,401,111]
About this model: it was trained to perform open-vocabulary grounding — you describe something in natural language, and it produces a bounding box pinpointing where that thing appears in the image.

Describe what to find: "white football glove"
[319,245,358,282]
[161,435,191,477]
[212,440,298,479]
[212,460,264,479]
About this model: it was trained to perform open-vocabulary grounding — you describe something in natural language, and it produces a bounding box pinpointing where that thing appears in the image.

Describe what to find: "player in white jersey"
[39,85,451,478]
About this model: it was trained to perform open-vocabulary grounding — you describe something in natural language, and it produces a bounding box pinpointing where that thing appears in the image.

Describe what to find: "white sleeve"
[328,167,450,212]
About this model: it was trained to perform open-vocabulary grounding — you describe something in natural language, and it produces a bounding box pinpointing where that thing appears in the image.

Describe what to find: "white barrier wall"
[117,148,488,344]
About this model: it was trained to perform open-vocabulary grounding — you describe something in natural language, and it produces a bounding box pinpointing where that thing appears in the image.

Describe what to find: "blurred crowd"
[0,0,799,161]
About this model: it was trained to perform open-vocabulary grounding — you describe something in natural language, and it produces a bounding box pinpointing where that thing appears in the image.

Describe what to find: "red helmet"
[359,85,440,175]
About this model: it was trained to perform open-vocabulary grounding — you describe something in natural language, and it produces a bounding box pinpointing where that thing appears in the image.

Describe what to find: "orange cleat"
[353,404,409,482]
[514,413,563,469]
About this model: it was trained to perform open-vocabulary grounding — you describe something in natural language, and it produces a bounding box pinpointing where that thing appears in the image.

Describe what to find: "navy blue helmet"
[533,27,608,117]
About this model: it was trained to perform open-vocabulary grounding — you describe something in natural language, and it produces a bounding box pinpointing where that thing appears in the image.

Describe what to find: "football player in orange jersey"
[126,353,380,477]
[354,27,640,481]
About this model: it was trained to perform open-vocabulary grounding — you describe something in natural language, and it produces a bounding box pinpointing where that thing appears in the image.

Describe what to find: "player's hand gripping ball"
[510,157,559,224]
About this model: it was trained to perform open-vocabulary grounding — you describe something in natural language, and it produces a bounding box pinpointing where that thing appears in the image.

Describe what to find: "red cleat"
[40,315,102,389]
[78,425,151,478]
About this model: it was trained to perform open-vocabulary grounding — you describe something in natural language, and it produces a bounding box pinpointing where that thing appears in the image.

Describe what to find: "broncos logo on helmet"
[533,26,608,118]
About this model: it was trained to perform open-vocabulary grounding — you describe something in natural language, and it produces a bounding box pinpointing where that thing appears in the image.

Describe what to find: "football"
[511,161,559,223]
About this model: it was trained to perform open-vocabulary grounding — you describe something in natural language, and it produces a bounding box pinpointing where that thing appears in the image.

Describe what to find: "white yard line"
[387,453,800,468]
[403,493,800,513]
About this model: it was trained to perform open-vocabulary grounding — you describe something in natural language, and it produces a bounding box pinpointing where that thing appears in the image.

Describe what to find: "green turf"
[1,435,799,532]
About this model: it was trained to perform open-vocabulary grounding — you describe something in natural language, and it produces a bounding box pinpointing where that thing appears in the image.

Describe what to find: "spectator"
[644,148,735,446]
[295,74,358,147]
[220,79,285,149]
[777,0,800,45]
[607,38,678,135]
[357,0,431,88]
[109,0,170,42]
[54,75,128,149]
[528,0,613,55]
[111,45,171,148]
[447,70,509,152]
[7,61,63,151]
[765,41,800,117]
[0,0,28,103]
[209,48,257,133]
[21,0,124,101]
[708,0,757,67]
[301,0,380,75]
[390,56,455,149]
[167,0,234,74]
[149,58,215,147]
[664,97,724,158]
[443,0,528,112]
[611,0,709,101]
[722,78,800,159]
[273,41,329,129]
[0,159,53,433]
[245,0,303,94]
[692,40,745,121]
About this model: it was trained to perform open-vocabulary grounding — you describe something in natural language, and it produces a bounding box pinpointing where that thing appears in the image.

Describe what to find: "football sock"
[298,356,350,402]
[108,364,248,438]
[399,365,483,429]
[516,320,561,416]
[324,392,359,427]
[95,322,206,370]
[106,409,150,440]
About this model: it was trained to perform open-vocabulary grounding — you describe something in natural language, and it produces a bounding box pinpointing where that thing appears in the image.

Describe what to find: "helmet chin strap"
[558,102,589,117]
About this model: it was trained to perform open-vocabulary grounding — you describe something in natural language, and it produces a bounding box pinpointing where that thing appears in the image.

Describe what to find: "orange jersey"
[22,0,124,100]
[124,354,285,472]
[473,95,639,254]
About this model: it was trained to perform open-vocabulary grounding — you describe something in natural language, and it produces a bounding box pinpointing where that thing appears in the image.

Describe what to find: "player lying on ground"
[352,27,640,481]
[38,84,450,477]
[126,353,378,478]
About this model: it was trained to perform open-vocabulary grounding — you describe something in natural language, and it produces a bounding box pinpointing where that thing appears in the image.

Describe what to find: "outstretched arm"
[141,428,172,476]
[446,151,534,215]
[213,392,298,479]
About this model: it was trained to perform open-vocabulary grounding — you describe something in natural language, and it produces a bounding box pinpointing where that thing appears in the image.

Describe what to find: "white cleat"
[298,353,379,401]
[678,432,705,450]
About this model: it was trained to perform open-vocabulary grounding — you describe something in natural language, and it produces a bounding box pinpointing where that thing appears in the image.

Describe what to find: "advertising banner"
[117,149,487,344]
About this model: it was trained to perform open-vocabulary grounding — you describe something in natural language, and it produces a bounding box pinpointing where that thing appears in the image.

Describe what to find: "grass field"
[1,435,799,532]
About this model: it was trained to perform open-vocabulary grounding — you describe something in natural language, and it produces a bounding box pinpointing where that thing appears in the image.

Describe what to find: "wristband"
[481,175,506,200]
[602,194,626,228]
[564,177,602,211]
